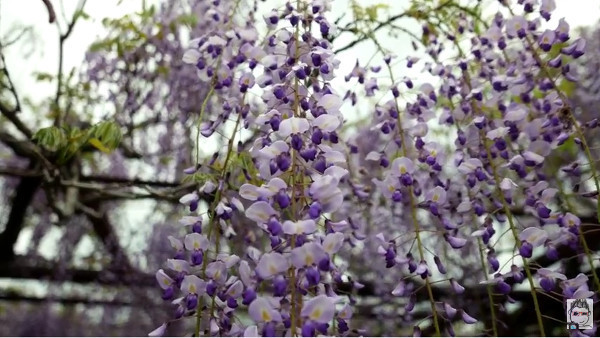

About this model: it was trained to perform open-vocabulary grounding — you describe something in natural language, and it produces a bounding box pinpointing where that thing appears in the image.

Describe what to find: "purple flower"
[272,275,287,297]
[148,323,168,337]
[322,232,344,254]
[426,186,447,204]
[450,278,465,294]
[561,38,585,58]
[560,212,581,228]
[392,157,415,176]
[181,275,207,298]
[282,219,317,235]
[519,241,533,258]
[535,203,552,218]
[278,117,309,138]
[405,294,416,312]
[461,310,478,324]
[248,297,282,323]
[537,268,567,293]
[206,261,228,284]
[256,252,289,279]
[545,245,559,260]
[555,18,570,42]
[434,255,447,274]
[445,234,467,249]
[305,266,321,286]
[308,202,322,219]
[444,303,457,319]
[496,280,511,294]
[167,259,190,274]
[245,201,278,224]
[538,30,556,52]
[242,288,257,305]
[540,0,556,20]
[365,78,379,96]
[291,242,327,268]
[415,260,430,279]
[267,217,283,236]
[510,265,525,284]
[301,295,335,324]
[156,269,174,291]
[506,15,528,39]
[275,190,290,209]
[539,277,554,292]
[548,55,562,68]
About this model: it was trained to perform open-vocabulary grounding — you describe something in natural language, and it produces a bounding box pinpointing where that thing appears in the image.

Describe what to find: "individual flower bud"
[434,256,447,274]
[273,275,287,297]
[242,288,257,305]
[519,241,533,258]
[496,280,511,295]
[306,266,321,286]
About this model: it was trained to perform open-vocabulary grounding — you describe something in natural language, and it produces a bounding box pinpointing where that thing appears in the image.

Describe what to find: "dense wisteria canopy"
[1,0,600,336]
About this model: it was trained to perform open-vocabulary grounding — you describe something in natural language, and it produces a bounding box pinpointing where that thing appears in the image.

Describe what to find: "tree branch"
[41,0,57,23]
[0,163,42,262]
[0,102,31,139]
[0,49,23,119]
[0,166,41,177]
[0,256,155,286]
[0,293,140,307]
[0,131,57,172]
[333,0,454,54]
[53,0,88,127]
[79,174,186,188]
[81,200,132,270]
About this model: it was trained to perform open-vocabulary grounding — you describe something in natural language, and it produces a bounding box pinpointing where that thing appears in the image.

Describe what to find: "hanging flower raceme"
[153,0,357,336]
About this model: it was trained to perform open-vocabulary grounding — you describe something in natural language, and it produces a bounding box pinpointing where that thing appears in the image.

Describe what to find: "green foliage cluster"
[32,121,122,164]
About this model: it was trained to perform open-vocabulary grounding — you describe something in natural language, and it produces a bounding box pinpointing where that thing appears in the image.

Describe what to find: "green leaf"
[34,72,54,82]
[182,172,213,185]
[558,78,576,97]
[32,126,67,152]
[365,4,390,22]
[56,141,84,164]
[89,39,114,52]
[88,137,111,153]
[74,9,91,21]
[351,0,365,21]
[90,121,122,151]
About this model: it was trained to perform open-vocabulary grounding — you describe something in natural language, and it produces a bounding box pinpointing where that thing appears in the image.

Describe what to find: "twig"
[333,0,454,54]
[0,167,42,177]
[54,0,88,127]
[0,50,23,120]
[41,0,57,23]
[0,293,140,307]
[80,174,185,188]
[0,101,32,138]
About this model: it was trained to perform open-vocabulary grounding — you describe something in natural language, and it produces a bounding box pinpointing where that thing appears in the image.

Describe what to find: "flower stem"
[482,133,546,336]
[366,29,442,337]
[194,97,244,337]
[467,188,499,336]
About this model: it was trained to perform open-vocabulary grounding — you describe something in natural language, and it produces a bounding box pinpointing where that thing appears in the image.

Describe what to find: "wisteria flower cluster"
[151,0,599,336]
